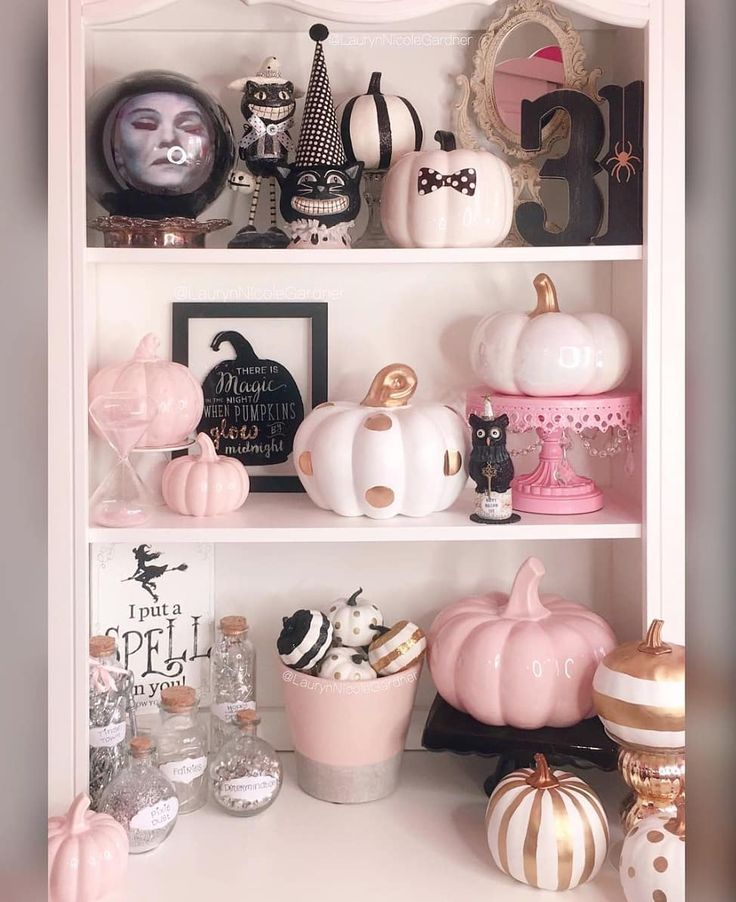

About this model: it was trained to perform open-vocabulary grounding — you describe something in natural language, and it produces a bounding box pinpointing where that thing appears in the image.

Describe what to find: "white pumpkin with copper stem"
[470,273,631,396]
[293,364,468,519]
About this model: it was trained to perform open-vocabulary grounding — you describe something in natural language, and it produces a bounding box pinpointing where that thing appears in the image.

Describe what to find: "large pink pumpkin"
[162,432,249,516]
[89,333,203,448]
[48,793,128,902]
[428,557,616,729]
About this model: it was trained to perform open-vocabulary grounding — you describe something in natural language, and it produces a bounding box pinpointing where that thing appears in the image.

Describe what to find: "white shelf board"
[88,488,641,543]
[85,245,643,266]
[121,751,627,902]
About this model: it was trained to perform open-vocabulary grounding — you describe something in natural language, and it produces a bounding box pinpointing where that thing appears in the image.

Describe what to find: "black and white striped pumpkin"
[277,609,333,671]
[337,72,423,172]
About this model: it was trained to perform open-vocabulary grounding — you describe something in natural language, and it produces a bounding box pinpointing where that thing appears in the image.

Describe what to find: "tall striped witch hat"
[295,24,347,168]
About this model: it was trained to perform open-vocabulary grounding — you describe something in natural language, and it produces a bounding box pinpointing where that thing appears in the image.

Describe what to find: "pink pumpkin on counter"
[162,432,249,517]
[428,557,616,729]
[89,333,203,448]
[48,793,128,902]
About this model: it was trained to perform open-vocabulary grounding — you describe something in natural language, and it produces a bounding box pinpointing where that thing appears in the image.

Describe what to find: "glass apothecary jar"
[210,709,282,817]
[156,686,208,814]
[99,735,179,853]
[88,635,136,810]
[210,615,256,753]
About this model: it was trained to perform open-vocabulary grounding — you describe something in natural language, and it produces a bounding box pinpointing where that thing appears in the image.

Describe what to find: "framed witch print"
[172,302,328,491]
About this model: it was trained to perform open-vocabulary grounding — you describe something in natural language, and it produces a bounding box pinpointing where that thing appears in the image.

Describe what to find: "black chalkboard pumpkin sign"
[198,330,304,467]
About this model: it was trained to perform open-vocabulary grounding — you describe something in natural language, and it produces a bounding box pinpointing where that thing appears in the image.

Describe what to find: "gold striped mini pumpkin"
[368,620,426,676]
[485,754,610,891]
[593,619,685,750]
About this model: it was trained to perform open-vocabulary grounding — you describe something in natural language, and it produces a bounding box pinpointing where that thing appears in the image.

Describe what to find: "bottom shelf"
[124,751,627,900]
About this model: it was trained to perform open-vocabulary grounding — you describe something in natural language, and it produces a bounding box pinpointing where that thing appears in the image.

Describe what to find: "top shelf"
[85,246,643,266]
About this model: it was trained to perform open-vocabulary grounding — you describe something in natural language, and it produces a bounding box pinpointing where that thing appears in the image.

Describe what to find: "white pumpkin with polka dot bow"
[327,588,383,647]
[318,647,377,681]
[381,130,513,248]
[293,363,468,519]
[619,798,685,902]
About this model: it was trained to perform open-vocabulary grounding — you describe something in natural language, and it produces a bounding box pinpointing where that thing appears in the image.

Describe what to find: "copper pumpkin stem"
[638,619,672,656]
[529,273,560,317]
[666,795,686,838]
[361,364,418,408]
[526,753,560,789]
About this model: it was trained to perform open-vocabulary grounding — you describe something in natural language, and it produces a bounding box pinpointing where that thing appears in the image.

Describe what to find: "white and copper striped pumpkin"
[593,620,685,750]
[368,620,426,675]
[293,364,468,519]
[485,754,609,891]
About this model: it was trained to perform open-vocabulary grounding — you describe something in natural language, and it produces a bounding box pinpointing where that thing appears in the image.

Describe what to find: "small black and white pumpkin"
[368,620,427,676]
[327,588,383,647]
[277,609,333,671]
[318,647,377,681]
[337,72,423,172]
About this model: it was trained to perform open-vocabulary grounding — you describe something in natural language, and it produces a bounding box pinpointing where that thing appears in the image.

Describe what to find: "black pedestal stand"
[421,694,618,796]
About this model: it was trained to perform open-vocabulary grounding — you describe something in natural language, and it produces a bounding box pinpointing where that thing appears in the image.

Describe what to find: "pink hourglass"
[89,393,156,527]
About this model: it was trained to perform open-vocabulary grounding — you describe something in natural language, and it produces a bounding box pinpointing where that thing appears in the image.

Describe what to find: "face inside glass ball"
[110,92,214,194]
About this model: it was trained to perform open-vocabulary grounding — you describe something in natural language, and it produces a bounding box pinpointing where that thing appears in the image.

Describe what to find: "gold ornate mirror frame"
[455,0,602,161]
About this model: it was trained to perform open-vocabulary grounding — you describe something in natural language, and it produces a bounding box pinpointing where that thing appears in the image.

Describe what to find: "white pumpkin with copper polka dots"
[293,364,468,519]
[485,754,609,892]
[619,798,685,902]
[593,619,685,750]
[327,587,383,647]
[368,619,426,676]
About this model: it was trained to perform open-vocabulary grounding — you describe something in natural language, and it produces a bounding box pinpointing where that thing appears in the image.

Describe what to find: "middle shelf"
[87,488,641,544]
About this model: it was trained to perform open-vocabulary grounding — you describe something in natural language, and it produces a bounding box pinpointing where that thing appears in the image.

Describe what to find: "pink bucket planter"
[280,659,422,803]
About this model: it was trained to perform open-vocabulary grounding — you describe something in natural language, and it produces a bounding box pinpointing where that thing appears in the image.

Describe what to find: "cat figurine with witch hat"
[469,396,520,524]
[276,24,363,248]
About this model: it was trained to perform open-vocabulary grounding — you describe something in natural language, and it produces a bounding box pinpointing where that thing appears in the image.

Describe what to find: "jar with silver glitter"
[88,635,136,810]
[156,686,208,814]
[210,615,256,754]
[210,709,282,816]
[99,735,179,853]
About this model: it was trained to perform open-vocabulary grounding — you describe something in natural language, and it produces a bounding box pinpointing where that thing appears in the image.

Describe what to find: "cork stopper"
[161,685,197,713]
[220,615,247,637]
[130,735,153,759]
[236,708,260,728]
[89,635,116,659]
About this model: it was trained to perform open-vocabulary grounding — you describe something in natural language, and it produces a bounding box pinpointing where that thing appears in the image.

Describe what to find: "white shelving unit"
[49,1,684,899]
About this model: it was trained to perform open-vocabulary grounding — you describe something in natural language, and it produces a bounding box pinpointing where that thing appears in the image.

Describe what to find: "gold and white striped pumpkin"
[368,620,426,675]
[593,620,685,750]
[485,754,610,891]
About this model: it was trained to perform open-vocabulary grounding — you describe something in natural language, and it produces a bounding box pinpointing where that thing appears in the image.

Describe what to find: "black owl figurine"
[227,57,301,249]
[468,398,520,524]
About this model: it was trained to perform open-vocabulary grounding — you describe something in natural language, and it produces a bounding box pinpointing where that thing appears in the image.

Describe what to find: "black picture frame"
[172,302,328,492]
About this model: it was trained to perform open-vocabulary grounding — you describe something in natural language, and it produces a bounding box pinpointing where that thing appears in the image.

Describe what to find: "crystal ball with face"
[88,71,235,219]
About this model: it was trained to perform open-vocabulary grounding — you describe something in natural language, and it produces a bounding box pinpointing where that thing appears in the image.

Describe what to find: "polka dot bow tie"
[418,167,477,196]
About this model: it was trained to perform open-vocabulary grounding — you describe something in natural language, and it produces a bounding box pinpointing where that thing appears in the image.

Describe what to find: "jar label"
[211,700,255,723]
[130,797,179,831]
[160,756,208,786]
[219,775,278,803]
[89,721,127,749]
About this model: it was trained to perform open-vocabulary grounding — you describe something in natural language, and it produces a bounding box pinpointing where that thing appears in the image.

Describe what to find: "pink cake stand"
[467,389,641,515]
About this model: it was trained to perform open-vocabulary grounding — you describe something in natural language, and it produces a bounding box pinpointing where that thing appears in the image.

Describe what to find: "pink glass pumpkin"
[428,557,616,729]
[162,432,249,516]
[48,793,128,902]
[89,333,203,448]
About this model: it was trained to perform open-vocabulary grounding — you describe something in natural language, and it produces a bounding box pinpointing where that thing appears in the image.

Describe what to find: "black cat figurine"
[468,402,520,524]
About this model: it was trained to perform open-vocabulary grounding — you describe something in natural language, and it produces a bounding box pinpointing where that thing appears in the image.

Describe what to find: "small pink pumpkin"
[428,557,616,729]
[48,793,128,902]
[162,432,249,516]
[89,333,203,448]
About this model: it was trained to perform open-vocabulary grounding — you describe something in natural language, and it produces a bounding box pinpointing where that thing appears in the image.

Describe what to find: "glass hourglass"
[89,392,156,527]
